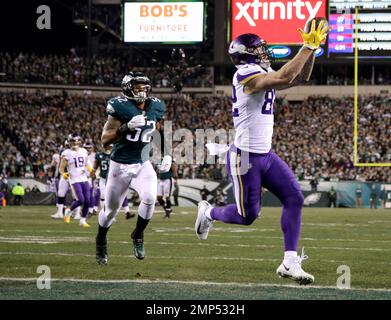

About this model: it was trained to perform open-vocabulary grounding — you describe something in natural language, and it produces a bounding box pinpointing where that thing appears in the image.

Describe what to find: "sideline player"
[84,141,99,216]
[96,72,165,264]
[195,20,330,285]
[157,155,178,218]
[60,134,93,227]
[49,140,70,219]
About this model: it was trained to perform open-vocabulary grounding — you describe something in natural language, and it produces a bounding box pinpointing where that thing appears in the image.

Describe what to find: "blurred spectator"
[11,183,25,205]
[310,177,319,192]
[381,187,387,209]
[32,185,41,193]
[200,185,210,201]
[355,185,362,208]
[370,185,377,209]
[0,191,5,208]
[173,182,179,206]
[327,186,337,208]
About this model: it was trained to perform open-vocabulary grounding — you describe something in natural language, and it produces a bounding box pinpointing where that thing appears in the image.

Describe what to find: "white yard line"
[1,251,391,266]
[1,229,391,244]
[1,235,391,252]
[0,276,390,293]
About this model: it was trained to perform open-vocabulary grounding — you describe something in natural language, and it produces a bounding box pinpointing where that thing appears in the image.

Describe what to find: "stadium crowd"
[358,95,391,163]
[0,52,213,88]
[0,90,390,183]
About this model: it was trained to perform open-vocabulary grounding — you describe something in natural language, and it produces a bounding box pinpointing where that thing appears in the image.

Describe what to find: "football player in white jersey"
[195,20,330,285]
[59,133,94,228]
[84,141,99,216]
[49,141,71,219]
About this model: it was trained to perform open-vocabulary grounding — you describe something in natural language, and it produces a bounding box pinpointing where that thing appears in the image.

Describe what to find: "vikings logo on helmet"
[121,71,152,103]
[68,133,82,148]
[83,140,94,150]
[228,33,274,69]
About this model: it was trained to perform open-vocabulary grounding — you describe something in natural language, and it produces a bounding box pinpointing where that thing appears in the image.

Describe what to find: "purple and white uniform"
[53,151,70,198]
[210,63,304,252]
[62,147,92,218]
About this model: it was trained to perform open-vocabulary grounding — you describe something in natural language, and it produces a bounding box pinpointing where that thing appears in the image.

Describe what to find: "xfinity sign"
[231,0,327,44]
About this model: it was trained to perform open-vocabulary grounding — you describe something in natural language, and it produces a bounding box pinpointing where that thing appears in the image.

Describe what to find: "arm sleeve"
[106,99,121,120]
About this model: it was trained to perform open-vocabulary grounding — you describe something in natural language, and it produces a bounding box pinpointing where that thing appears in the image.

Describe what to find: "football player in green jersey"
[96,72,165,264]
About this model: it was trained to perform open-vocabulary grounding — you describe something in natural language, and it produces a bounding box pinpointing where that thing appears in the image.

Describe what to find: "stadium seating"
[0,91,389,182]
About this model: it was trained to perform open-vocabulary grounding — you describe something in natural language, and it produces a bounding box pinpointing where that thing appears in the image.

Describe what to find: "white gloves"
[127,115,146,130]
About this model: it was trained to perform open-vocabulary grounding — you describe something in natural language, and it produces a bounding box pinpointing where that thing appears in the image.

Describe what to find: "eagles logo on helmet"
[121,71,152,103]
[228,33,274,69]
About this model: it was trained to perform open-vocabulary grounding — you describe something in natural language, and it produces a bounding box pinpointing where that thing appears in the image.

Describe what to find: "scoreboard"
[328,0,391,59]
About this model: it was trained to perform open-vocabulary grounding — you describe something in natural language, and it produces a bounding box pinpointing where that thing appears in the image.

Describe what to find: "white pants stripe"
[229,151,243,216]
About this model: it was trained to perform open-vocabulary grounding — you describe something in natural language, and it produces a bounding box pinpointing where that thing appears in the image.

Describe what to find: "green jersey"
[159,169,173,180]
[106,96,165,164]
[95,152,111,179]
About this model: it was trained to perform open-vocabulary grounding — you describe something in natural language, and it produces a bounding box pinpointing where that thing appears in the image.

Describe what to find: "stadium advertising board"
[328,0,391,59]
[123,1,205,43]
[230,0,327,60]
[231,0,327,44]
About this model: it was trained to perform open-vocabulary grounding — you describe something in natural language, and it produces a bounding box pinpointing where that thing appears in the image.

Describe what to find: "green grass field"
[0,205,390,300]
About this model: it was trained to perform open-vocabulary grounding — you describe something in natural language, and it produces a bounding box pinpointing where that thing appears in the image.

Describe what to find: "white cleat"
[195,201,214,240]
[276,248,315,285]
[51,212,63,219]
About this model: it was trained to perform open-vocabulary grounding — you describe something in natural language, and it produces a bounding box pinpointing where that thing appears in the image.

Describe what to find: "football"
[304,17,329,33]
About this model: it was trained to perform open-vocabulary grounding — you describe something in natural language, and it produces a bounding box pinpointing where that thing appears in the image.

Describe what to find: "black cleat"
[96,238,108,265]
[164,208,172,219]
[131,233,145,260]
[132,239,145,260]
[126,212,136,220]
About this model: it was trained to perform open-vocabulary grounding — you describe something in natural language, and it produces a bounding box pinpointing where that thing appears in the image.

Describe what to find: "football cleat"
[125,212,136,220]
[51,212,63,219]
[131,231,145,260]
[96,238,108,265]
[64,209,71,224]
[79,221,90,228]
[195,201,214,240]
[132,239,145,260]
[276,248,315,285]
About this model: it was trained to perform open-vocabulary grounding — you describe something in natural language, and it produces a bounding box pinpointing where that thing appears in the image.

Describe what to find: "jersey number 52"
[126,120,156,143]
